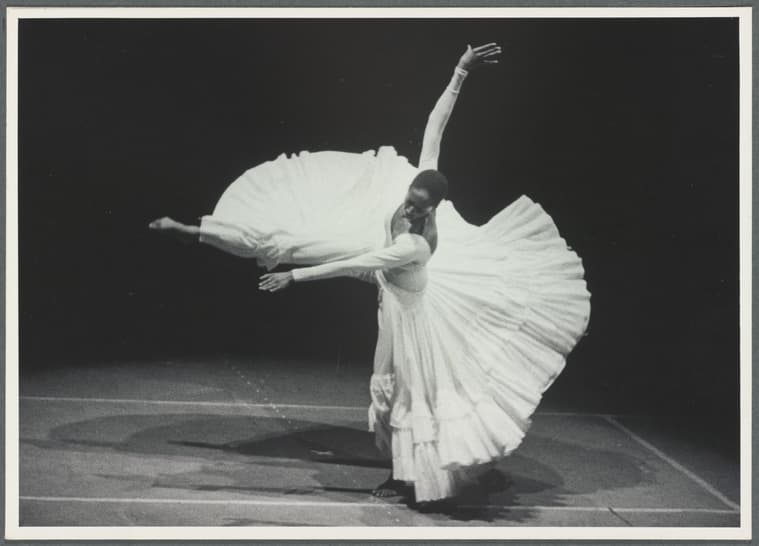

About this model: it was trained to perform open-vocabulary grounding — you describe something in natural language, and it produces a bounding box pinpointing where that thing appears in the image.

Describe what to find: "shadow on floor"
[24,412,649,524]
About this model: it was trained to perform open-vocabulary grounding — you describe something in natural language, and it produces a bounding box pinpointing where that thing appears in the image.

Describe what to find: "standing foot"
[372,474,409,498]
[148,217,200,245]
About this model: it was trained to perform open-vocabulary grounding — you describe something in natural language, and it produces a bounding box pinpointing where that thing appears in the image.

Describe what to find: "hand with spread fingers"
[457,42,502,71]
[259,271,294,293]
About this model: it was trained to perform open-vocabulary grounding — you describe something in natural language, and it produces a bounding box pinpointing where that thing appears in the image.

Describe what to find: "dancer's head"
[403,170,448,220]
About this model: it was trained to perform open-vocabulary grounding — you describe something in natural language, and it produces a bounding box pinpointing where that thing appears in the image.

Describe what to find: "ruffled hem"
[374,388,531,501]
[389,427,496,502]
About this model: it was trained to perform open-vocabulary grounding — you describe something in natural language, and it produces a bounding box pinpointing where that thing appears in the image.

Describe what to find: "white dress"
[197,67,591,501]
[290,197,589,501]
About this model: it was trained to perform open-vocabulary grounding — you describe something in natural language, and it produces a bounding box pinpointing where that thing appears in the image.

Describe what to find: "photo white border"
[4,5,752,541]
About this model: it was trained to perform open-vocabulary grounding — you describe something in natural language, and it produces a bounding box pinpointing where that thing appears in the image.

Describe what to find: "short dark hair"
[410,169,449,206]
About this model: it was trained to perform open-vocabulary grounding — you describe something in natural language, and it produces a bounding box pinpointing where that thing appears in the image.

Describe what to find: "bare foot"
[148,217,199,245]
[372,475,409,498]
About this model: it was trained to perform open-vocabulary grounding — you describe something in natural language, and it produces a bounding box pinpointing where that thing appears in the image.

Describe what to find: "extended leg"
[148,217,200,244]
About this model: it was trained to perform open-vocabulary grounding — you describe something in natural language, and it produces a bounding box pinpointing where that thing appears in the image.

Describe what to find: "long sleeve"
[291,234,426,283]
[418,67,468,171]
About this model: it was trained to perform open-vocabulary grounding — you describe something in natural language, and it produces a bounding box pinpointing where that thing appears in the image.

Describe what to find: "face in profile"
[402,186,435,221]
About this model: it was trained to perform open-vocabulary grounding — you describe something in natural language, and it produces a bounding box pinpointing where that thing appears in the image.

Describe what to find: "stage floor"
[15,357,740,530]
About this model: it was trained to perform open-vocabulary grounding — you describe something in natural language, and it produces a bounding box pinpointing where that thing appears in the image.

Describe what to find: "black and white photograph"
[5,5,750,540]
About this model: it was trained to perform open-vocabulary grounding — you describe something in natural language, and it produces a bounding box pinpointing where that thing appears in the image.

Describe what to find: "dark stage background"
[18,18,740,449]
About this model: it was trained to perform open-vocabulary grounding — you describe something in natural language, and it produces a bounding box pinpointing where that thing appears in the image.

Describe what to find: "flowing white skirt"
[370,196,590,501]
[199,146,415,269]
[200,147,591,501]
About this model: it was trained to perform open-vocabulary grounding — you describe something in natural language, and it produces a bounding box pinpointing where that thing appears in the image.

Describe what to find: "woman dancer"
[256,45,591,504]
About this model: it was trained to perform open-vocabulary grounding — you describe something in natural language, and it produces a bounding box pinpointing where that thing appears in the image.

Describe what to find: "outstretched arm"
[258,234,427,292]
[418,43,502,171]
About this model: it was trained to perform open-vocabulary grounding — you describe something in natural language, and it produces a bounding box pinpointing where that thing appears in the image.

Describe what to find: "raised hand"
[259,271,294,293]
[457,42,501,71]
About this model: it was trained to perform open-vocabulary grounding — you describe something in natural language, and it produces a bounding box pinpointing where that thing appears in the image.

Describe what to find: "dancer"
[150,45,499,271]
[257,45,591,504]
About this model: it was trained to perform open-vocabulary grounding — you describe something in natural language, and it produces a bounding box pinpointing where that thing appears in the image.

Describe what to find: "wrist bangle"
[454,66,468,77]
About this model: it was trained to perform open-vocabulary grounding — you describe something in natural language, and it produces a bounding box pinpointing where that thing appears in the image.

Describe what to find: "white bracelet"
[454,66,469,77]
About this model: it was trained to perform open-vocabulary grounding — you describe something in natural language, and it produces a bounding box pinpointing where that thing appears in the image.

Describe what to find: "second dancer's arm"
[258,234,428,292]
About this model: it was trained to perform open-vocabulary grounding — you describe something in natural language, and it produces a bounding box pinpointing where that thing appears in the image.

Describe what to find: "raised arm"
[258,234,427,292]
[418,43,502,171]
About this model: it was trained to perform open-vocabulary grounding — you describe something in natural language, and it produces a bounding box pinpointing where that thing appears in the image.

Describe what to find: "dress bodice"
[382,211,430,293]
